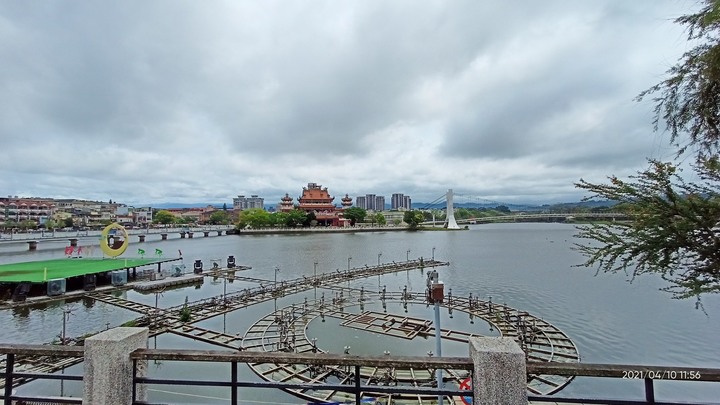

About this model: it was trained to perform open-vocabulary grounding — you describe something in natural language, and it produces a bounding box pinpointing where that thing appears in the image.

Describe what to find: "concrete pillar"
[217,230,223,236]
[180,232,186,239]
[83,327,148,405]
[69,238,78,247]
[203,231,210,237]
[138,235,146,243]
[187,232,193,238]
[469,337,527,405]
[161,233,168,240]
[27,240,38,251]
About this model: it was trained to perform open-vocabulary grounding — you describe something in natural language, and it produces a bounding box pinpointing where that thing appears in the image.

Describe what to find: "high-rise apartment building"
[364,194,376,211]
[355,196,366,210]
[233,195,264,210]
[391,193,412,210]
[403,195,412,210]
[375,196,385,211]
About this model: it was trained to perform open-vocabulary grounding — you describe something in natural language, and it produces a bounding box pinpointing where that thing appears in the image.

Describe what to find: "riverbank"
[234,225,468,234]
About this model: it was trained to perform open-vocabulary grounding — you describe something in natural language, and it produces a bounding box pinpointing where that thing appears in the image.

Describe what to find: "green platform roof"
[0,258,162,283]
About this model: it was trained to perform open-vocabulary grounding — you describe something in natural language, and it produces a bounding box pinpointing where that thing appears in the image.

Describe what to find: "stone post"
[83,327,148,405]
[27,240,38,251]
[187,232,193,238]
[69,238,78,247]
[203,231,210,237]
[468,337,527,405]
[138,235,146,243]
[161,233,168,240]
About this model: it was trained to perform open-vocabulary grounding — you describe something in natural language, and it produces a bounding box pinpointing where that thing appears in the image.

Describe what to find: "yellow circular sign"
[100,223,129,257]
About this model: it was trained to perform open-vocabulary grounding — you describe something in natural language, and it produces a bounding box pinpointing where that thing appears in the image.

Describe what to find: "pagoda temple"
[280,183,347,226]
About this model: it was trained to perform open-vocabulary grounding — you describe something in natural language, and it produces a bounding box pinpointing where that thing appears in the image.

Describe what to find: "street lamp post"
[406,249,411,261]
[432,247,436,261]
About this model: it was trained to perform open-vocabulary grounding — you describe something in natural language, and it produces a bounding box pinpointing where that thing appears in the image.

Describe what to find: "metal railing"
[129,349,720,405]
[0,344,84,405]
[1,345,719,405]
[130,349,473,405]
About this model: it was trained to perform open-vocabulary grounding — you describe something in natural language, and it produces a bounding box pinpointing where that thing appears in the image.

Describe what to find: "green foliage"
[636,0,720,161]
[576,160,720,298]
[179,296,191,322]
[375,212,387,225]
[271,212,288,227]
[208,210,231,225]
[403,210,424,229]
[43,219,59,230]
[153,210,176,225]
[343,207,366,226]
[19,219,37,230]
[304,211,317,227]
[63,217,74,228]
[284,209,307,227]
[237,208,271,228]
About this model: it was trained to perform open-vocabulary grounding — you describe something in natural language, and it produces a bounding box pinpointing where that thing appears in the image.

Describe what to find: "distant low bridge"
[422,212,629,226]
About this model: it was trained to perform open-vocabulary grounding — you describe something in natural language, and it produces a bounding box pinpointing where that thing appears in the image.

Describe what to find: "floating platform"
[244,292,580,404]
[0,257,172,283]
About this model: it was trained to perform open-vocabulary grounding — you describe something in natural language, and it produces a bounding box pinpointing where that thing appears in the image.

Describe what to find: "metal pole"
[355,365,361,405]
[407,249,410,261]
[231,361,238,405]
[347,257,351,290]
[377,253,382,288]
[314,262,318,300]
[274,266,279,312]
[435,302,443,404]
[432,247,435,260]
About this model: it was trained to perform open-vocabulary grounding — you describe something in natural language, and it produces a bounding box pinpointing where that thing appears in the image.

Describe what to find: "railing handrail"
[0,344,84,356]
[130,348,473,369]
[129,348,720,382]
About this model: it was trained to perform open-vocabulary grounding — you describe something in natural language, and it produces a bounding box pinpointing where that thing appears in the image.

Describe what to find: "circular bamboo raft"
[243,291,579,404]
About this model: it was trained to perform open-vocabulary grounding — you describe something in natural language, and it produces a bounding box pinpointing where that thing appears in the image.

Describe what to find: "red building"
[280,183,351,226]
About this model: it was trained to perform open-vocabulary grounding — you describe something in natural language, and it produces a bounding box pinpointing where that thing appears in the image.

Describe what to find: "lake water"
[1,223,718,403]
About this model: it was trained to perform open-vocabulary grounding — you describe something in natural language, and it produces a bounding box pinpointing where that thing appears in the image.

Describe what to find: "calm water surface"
[1,223,718,403]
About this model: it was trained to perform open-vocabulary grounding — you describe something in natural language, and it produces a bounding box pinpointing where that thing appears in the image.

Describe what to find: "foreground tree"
[576,1,720,300]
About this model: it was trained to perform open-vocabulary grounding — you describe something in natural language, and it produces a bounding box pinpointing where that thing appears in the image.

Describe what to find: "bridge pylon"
[444,189,460,229]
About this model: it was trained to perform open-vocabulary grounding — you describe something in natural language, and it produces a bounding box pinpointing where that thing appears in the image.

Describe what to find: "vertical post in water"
[434,301,443,404]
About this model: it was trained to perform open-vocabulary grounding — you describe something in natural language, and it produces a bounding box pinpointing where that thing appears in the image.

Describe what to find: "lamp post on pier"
[313,261,318,300]
[274,266,280,312]
[347,256,352,290]
[432,246,435,261]
[377,252,382,287]
[406,249,411,261]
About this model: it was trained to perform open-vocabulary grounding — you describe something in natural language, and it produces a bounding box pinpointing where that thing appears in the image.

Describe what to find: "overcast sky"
[0,1,694,206]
